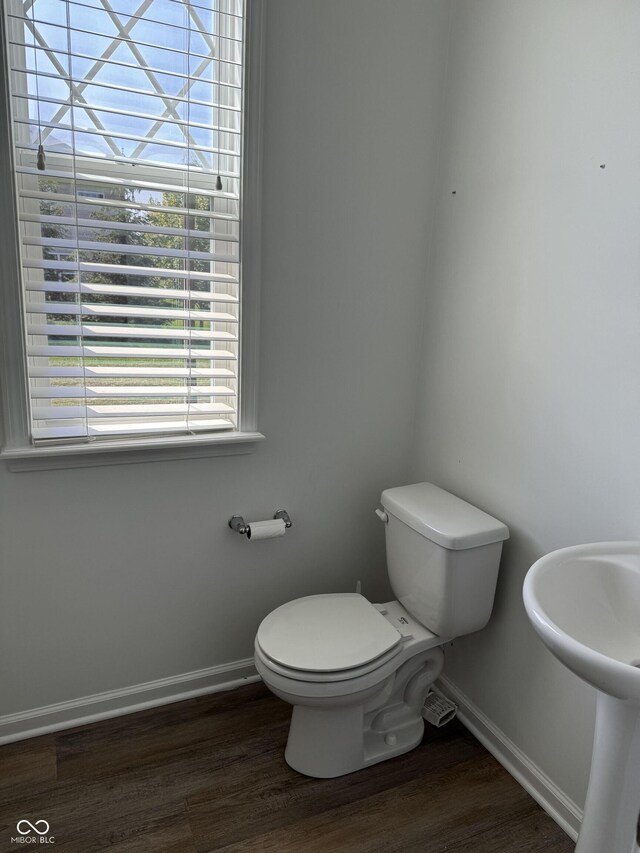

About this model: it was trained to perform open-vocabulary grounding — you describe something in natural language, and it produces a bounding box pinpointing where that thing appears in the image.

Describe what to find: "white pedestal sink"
[523,542,640,853]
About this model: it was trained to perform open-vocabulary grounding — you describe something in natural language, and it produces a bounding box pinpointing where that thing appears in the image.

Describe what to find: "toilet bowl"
[256,596,446,777]
[255,483,509,778]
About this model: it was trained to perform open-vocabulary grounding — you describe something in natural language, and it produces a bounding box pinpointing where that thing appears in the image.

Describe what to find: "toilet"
[254,482,509,778]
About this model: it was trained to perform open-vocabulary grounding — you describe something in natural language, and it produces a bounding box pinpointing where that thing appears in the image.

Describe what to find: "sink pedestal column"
[577,692,640,853]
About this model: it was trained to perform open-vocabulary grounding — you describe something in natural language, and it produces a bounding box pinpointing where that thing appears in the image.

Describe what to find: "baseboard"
[0,658,260,745]
[436,675,582,842]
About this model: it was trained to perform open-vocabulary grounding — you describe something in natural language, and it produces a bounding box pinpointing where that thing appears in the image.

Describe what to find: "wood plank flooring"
[0,682,573,852]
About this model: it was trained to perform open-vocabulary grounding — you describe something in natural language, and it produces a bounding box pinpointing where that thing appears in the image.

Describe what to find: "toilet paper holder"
[229,509,292,536]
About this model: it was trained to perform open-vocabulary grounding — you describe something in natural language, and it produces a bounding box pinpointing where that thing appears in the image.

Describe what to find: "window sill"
[1,430,265,472]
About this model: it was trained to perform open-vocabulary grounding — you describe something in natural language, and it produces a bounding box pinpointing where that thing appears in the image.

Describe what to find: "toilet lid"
[256,593,402,672]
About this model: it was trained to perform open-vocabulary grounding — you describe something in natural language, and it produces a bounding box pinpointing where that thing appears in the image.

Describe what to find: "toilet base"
[283,647,444,778]
[285,704,425,778]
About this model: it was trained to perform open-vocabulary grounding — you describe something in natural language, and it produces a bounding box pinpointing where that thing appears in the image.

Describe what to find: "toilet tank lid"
[381,483,509,550]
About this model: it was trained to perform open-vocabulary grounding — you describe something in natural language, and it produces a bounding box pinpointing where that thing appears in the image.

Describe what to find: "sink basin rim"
[523,540,640,701]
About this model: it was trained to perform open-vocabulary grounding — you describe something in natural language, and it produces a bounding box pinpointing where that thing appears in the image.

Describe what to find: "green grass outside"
[46,356,227,407]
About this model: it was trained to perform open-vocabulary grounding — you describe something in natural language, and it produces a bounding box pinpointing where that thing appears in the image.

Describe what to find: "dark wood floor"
[0,682,573,852]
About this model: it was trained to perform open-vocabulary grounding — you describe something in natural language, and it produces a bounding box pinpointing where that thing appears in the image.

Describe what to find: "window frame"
[0,0,265,471]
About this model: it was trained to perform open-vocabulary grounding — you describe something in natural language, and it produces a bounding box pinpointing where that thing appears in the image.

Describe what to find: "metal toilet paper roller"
[228,510,292,540]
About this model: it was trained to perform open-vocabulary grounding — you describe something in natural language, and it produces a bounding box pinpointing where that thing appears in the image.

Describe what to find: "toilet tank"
[380,483,509,638]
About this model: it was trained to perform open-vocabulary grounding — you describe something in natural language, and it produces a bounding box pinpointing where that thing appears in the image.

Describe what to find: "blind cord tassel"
[31,2,46,172]
[216,175,223,191]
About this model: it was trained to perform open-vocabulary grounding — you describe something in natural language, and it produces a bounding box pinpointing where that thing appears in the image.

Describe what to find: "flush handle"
[375,508,388,523]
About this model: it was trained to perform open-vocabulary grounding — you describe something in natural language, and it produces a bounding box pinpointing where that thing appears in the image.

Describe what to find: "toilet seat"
[256,597,443,701]
[255,636,404,683]
[256,593,402,675]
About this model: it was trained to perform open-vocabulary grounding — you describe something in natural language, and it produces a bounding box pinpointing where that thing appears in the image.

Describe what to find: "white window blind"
[5,0,244,442]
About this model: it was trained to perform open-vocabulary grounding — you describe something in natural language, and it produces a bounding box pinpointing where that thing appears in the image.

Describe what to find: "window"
[0,0,263,467]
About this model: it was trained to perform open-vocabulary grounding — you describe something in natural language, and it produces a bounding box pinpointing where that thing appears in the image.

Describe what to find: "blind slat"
[22,236,238,263]
[24,303,237,323]
[27,344,236,359]
[22,259,238,282]
[33,418,235,439]
[15,163,240,200]
[12,89,242,122]
[25,281,238,303]
[14,125,242,157]
[18,193,239,222]
[30,384,235,399]
[28,365,236,378]
[34,402,236,420]
[27,323,237,341]
[20,214,239,243]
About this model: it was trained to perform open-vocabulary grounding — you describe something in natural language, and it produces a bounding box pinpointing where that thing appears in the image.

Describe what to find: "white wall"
[0,0,451,716]
[415,0,640,809]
